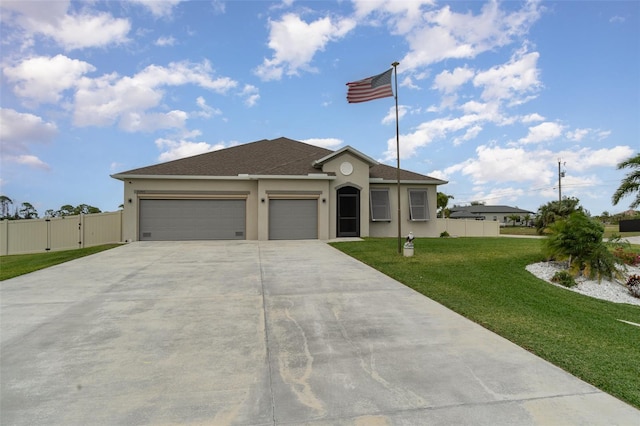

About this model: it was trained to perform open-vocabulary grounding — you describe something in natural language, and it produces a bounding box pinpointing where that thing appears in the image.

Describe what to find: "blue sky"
[1,0,638,216]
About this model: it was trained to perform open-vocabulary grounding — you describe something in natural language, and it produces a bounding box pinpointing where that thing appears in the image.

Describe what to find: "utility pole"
[558,159,565,208]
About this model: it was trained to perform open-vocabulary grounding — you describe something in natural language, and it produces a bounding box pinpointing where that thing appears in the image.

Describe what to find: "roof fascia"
[111,173,336,181]
[313,145,379,168]
[369,178,446,185]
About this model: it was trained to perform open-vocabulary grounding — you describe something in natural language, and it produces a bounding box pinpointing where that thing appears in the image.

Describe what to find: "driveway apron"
[1,241,639,425]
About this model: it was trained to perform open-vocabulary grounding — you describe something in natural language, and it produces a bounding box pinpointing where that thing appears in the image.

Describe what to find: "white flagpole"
[392,61,401,254]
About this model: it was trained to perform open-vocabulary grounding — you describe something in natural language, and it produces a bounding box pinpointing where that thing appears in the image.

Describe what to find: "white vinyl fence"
[436,218,500,237]
[0,211,123,256]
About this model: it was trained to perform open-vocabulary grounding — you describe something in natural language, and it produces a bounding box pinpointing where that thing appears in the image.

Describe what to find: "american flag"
[346,68,394,103]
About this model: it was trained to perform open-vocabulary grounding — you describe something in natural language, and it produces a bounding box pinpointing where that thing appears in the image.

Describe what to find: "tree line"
[0,195,102,220]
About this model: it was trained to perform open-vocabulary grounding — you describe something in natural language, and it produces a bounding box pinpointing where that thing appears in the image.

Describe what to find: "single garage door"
[269,199,318,240]
[139,199,245,241]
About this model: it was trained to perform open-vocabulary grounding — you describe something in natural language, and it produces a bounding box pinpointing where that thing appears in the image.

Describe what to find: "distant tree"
[534,197,582,235]
[58,204,75,216]
[0,195,13,218]
[74,204,101,215]
[507,214,521,227]
[19,202,38,219]
[612,153,640,209]
[44,209,58,218]
[470,200,485,205]
[437,192,454,218]
[522,213,532,227]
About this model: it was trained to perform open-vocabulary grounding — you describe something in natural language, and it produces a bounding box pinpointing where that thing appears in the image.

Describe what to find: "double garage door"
[139,199,246,241]
[139,198,317,241]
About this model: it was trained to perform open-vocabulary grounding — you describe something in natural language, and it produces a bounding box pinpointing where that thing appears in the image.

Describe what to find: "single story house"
[111,137,447,241]
[449,205,534,225]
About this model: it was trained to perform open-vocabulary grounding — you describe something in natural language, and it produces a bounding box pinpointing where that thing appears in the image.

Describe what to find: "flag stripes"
[346,68,394,103]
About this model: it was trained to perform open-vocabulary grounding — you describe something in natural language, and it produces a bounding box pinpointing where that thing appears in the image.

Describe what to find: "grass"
[0,244,121,281]
[331,237,640,409]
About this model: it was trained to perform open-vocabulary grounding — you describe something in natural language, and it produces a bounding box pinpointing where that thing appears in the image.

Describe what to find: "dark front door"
[337,186,360,237]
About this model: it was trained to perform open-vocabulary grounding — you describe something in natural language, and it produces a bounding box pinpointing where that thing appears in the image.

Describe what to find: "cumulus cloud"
[0,108,57,152]
[382,105,408,125]
[194,96,222,118]
[241,85,260,107]
[129,0,185,17]
[518,121,564,144]
[1,1,131,50]
[254,13,356,80]
[155,137,226,162]
[433,66,474,93]
[3,55,96,104]
[473,49,541,103]
[73,60,237,130]
[0,108,56,170]
[400,1,542,70]
[155,36,176,46]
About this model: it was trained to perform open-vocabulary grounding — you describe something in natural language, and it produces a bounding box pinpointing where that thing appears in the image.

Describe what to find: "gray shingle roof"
[114,137,446,183]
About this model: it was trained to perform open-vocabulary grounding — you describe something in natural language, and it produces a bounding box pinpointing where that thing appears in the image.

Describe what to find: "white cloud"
[155,36,176,46]
[473,50,541,103]
[557,145,634,172]
[129,0,185,17]
[155,137,226,162]
[352,0,434,35]
[119,110,188,133]
[195,96,222,118]
[382,105,408,125]
[565,128,590,142]
[0,108,57,153]
[11,154,50,171]
[301,138,343,149]
[400,1,542,70]
[3,55,95,104]
[521,113,545,123]
[254,13,356,80]
[73,60,237,130]
[241,85,260,107]
[433,66,474,93]
[449,144,554,186]
[519,121,564,144]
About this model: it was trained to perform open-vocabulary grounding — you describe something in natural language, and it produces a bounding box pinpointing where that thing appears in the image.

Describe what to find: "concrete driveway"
[1,241,638,425]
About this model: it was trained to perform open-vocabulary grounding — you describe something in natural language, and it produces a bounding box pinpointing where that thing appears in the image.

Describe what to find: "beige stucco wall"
[368,182,440,238]
[320,152,372,238]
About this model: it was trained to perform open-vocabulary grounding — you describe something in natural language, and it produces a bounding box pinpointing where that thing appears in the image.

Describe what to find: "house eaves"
[110,173,336,181]
[313,145,379,168]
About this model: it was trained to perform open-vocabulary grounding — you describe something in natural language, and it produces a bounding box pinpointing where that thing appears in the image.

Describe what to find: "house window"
[370,189,391,221]
[408,189,429,221]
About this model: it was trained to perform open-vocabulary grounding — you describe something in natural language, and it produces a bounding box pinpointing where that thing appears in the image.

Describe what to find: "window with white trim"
[408,189,429,221]
[370,189,391,221]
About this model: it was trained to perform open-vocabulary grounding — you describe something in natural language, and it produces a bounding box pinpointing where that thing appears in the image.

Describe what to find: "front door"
[337,186,360,237]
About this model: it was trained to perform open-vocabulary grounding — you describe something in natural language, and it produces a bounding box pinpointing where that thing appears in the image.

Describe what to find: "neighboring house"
[449,205,534,225]
[111,137,447,241]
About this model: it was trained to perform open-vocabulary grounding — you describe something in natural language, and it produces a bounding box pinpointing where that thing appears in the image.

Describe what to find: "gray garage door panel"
[269,199,318,240]
[139,199,245,241]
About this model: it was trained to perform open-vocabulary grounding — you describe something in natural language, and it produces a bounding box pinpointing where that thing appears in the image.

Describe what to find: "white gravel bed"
[526,262,640,306]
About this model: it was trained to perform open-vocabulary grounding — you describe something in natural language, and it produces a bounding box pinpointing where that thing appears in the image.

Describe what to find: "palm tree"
[612,153,640,209]
[437,192,454,218]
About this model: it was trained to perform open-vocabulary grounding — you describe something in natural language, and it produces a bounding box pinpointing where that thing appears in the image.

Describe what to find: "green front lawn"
[331,237,640,409]
[0,244,121,281]
[500,224,640,238]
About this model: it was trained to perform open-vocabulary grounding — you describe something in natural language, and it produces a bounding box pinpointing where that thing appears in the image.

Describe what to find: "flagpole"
[392,61,401,254]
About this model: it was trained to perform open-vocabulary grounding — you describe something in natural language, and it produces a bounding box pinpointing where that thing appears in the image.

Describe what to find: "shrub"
[440,231,450,238]
[627,275,640,299]
[613,247,640,266]
[543,212,622,281]
[551,270,577,288]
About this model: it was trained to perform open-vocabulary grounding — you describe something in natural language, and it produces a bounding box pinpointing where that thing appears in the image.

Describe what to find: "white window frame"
[370,188,391,221]
[408,189,429,221]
